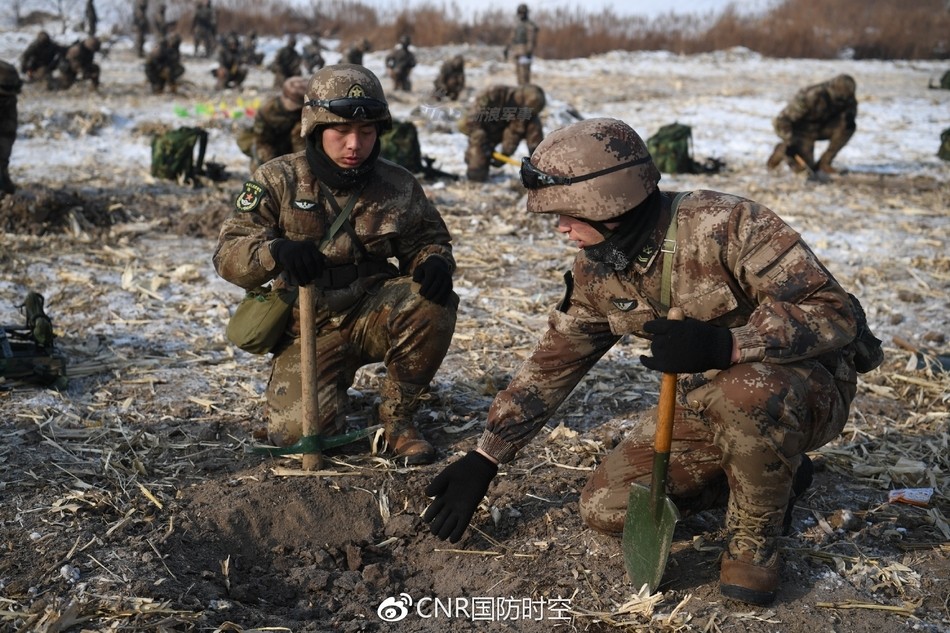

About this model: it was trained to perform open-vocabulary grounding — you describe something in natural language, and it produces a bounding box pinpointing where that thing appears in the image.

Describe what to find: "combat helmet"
[300,64,392,137]
[517,3,529,17]
[828,73,856,98]
[280,76,308,110]
[523,118,661,221]
[513,84,545,116]
[399,35,411,47]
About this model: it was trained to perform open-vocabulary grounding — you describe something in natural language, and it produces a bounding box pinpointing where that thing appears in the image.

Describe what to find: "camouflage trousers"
[579,360,856,535]
[265,276,458,446]
[774,112,855,170]
[464,129,501,182]
[515,55,532,85]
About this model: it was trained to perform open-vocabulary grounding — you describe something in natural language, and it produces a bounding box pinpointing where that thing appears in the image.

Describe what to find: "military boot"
[720,499,785,606]
[377,380,435,465]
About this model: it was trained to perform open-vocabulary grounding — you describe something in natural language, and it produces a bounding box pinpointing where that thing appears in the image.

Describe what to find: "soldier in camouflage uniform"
[269,34,303,89]
[432,54,465,101]
[214,64,458,465]
[52,37,101,91]
[133,0,150,58]
[459,84,545,182]
[302,35,326,73]
[214,34,247,90]
[504,3,538,85]
[0,61,22,195]
[84,0,98,37]
[238,76,308,173]
[424,118,859,606]
[192,0,217,58]
[384,35,416,92]
[343,39,371,66]
[20,31,65,84]
[767,74,857,175]
[145,34,185,94]
[241,31,264,67]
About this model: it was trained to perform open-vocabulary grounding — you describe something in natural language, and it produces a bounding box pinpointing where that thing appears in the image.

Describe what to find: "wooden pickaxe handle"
[491,151,521,167]
[298,283,322,471]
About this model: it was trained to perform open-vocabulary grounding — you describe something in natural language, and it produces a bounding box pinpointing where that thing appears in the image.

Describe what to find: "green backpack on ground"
[939,128,950,162]
[646,122,702,174]
[380,119,423,174]
[150,126,208,182]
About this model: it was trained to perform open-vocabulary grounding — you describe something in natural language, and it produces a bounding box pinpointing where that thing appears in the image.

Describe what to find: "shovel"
[491,151,521,167]
[622,307,684,593]
[792,153,831,184]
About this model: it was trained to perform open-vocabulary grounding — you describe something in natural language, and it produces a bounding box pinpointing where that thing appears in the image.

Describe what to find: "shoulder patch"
[235,181,266,212]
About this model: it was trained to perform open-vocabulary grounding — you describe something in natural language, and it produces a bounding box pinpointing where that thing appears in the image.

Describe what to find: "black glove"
[490,155,505,168]
[270,239,325,286]
[423,451,498,543]
[412,257,453,306]
[640,316,733,374]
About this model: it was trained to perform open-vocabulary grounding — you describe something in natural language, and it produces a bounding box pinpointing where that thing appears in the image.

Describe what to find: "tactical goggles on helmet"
[520,155,653,189]
[304,97,388,120]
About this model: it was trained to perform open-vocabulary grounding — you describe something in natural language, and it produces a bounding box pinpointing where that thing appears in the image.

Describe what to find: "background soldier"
[241,30,264,66]
[504,3,539,85]
[214,34,247,90]
[268,34,302,89]
[237,76,307,173]
[302,34,325,73]
[84,0,98,37]
[152,3,171,41]
[432,54,465,101]
[342,38,371,65]
[214,64,458,465]
[767,73,857,175]
[384,35,416,92]
[459,83,545,182]
[144,34,184,94]
[0,60,22,195]
[133,0,150,58]
[20,31,65,84]
[52,37,101,91]
[192,0,217,58]
[424,117,860,607]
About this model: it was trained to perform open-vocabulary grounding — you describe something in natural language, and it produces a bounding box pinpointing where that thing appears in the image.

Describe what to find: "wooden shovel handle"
[655,307,684,454]
[298,284,322,471]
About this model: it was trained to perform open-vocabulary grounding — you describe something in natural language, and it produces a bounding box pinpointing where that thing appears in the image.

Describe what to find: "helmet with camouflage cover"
[513,84,545,116]
[517,3,529,17]
[828,73,856,98]
[525,118,661,221]
[280,76,307,110]
[300,64,392,137]
[399,34,411,47]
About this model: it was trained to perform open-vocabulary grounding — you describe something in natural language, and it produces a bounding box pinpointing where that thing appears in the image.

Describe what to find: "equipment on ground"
[150,126,209,184]
[1,292,66,388]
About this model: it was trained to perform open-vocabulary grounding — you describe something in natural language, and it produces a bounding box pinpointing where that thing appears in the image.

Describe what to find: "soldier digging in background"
[459,84,545,182]
[241,31,264,67]
[214,64,458,465]
[504,3,538,85]
[343,38,371,65]
[51,37,101,91]
[145,34,185,94]
[767,74,857,176]
[214,33,247,90]
[385,35,416,92]
[192,0,217,58]
[432,54,465,101]
[236,76,307,173]
[0,60,22,195]
[302,34,326,73]
[133,0,150,58]
[268,34,303,89]
[20,31,65,84]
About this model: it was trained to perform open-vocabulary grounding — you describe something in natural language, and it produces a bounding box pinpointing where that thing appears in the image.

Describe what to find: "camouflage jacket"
[270,46,301,77]
[508,18,538,57]
[478,190,857,463]
[460,85,544,155]
[775,78,857,141]
[385,47,416,75]
[213,154,455,317]
[21,38,64,73]
[251,96,304,165]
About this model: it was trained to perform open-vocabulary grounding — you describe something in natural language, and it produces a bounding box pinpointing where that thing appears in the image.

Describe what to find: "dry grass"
[157,0,950,61]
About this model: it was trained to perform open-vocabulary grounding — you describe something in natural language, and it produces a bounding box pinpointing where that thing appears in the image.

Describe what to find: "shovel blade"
[622,482,680,593]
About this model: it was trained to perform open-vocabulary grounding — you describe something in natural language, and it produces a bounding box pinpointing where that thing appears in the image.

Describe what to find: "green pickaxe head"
[252,424,382,457]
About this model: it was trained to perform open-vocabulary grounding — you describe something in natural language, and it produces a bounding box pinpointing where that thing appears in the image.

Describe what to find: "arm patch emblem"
[235,181,266,212]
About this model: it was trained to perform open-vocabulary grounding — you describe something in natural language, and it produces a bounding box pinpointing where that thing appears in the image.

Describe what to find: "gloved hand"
[423,450,498,543]
[784,140,804,160]
[640,316,734,374]
[412,257,453,306]
[270,238,325,286]
[490,155,506,168]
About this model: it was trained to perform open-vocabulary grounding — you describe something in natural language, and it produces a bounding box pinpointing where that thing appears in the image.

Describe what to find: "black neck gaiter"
[584,189,663,271]
[305,131,381,190]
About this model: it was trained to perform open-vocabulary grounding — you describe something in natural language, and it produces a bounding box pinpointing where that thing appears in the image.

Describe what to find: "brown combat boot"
[378,380,435,465]
[720,501,785,606]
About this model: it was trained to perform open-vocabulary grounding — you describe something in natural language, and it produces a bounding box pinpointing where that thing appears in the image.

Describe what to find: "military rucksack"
[380,119,423,174]
[150,126,208,182]
[939,127,950,162]
[646,122,703,174]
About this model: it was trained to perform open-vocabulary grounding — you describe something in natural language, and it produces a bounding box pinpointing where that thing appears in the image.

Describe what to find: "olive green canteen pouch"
[226,285,298,354]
